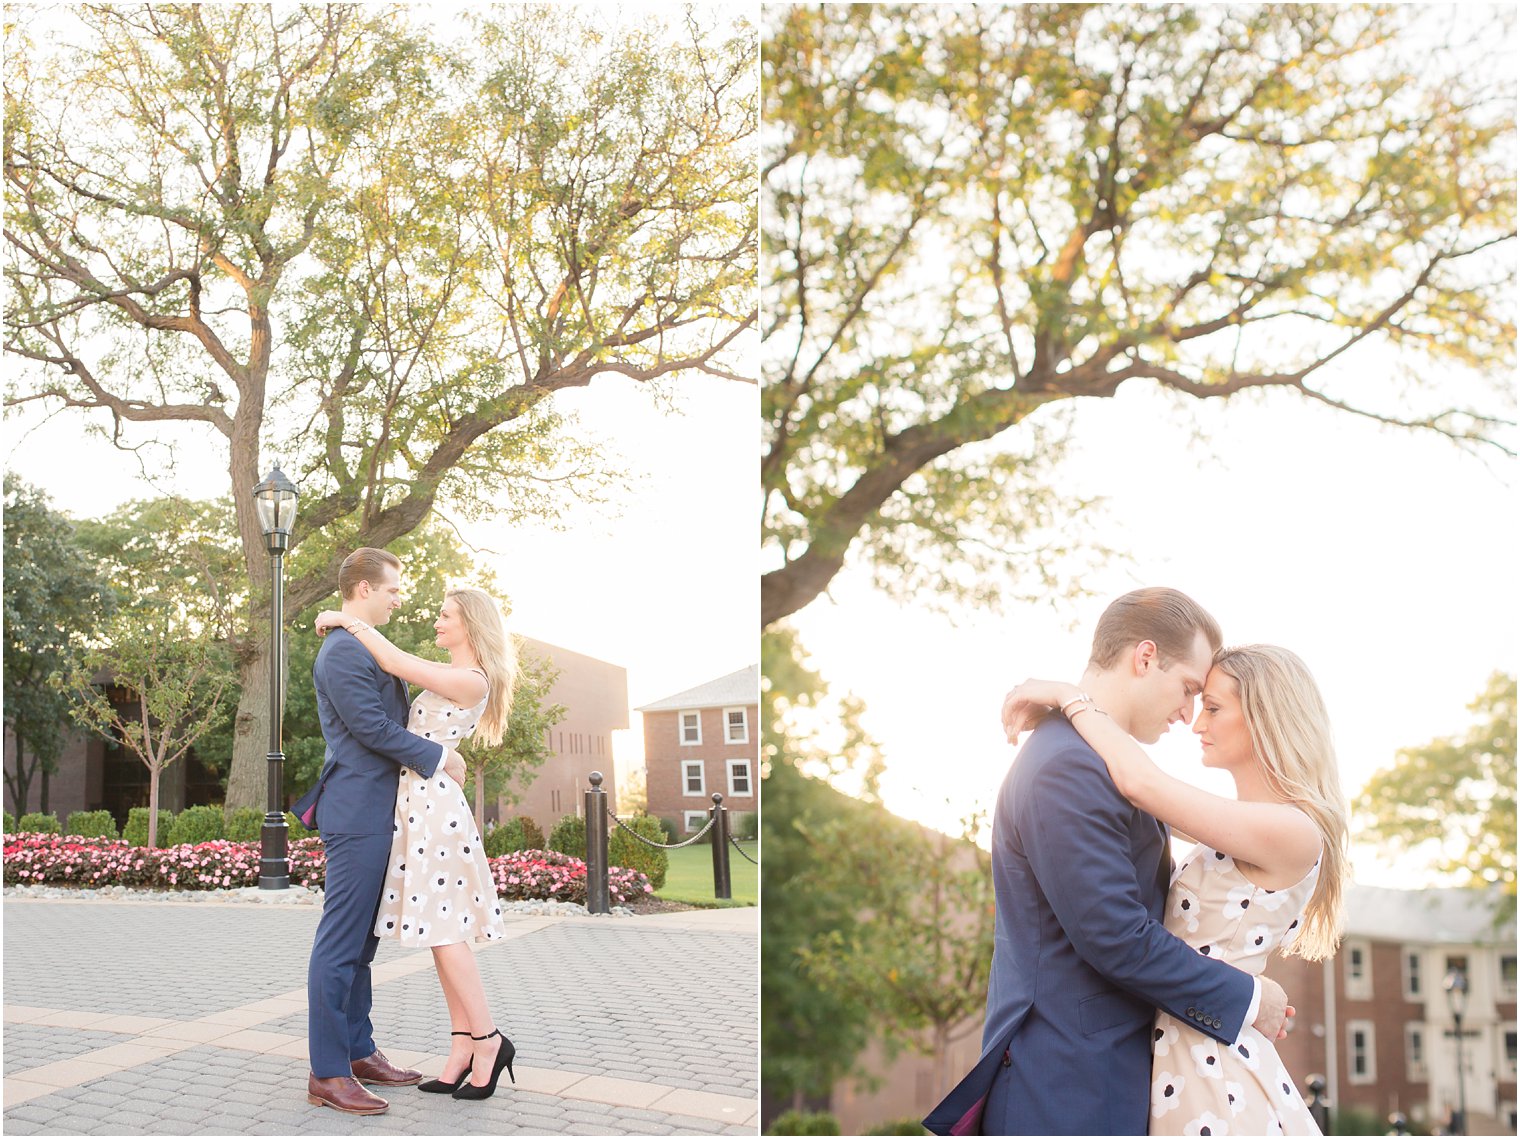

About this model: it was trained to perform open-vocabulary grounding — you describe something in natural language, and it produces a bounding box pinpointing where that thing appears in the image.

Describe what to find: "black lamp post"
[1443,965,1469,1136]
[254,465,298,890]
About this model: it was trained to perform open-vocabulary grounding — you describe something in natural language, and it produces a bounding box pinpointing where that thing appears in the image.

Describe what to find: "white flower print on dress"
[1183,1109,1230,1136]
[1244,924,1272,952]
[1231,1037,1262,1072]
[1172,884,1202,933]
[1206,848,1235,874]
[1223,1080,1246,1117]
[1224,882,1255,917]
[1153,1020,1181,1058]
[1152,1070,1187,1118]
[1190,1040,1224,1080]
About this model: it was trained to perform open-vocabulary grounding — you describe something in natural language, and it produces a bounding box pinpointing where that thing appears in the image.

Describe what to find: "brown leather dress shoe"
[307,1074,389,1115]
[351,1049,423,1087]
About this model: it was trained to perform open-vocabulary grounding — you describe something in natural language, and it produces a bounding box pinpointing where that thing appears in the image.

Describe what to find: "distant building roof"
[1345,884,1513,945]
[635,665,759,713]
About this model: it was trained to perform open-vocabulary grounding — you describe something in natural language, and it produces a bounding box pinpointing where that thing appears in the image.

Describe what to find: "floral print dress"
[372,675,507,947]
[1150,844,1322,1137]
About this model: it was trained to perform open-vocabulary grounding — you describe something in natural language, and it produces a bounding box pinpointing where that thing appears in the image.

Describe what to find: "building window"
[1501,953,1517,999]
[1503,1102,1517,1135]
[1403,949,1421,1000]
[1405,1023,1427,1083]
[724,706,749,744]
[1345,939,1373,1000]
[1347,1020,1376,1085]
[682,760,705,796]
[1505,1029,1518,1082]
[679,710,702,746]
[727,759,752,798]
[683,810,707,834]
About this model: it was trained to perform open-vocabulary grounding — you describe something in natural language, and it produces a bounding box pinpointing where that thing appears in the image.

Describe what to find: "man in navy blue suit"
[299,548,465,1115]
[925,588,1291,1136]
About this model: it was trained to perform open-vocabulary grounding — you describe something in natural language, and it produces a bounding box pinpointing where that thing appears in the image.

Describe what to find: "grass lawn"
[655,839,758,907]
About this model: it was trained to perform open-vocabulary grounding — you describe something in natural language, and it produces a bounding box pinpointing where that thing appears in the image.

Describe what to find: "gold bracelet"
[347,620,371,635]
[1059,692,1093,716]
[1069,701,1109,721]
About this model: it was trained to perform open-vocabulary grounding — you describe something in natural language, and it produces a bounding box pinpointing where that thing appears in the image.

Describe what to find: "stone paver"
[3,899,758,1135]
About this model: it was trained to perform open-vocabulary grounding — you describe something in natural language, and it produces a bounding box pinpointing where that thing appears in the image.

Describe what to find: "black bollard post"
[1305,1075,1330,1135]
[1387,1111,1408,1135]
[584,772,610,914]
[710,792,731,900]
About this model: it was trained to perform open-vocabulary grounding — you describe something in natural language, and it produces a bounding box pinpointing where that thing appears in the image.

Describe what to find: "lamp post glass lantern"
[254,465,298,889]
[1444,966,1469,1135]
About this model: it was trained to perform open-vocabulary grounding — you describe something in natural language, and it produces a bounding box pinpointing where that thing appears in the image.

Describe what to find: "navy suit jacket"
[925,717,1255,1136]
[305,629,444,835]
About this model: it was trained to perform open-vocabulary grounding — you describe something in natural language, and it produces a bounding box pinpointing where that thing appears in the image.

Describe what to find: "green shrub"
[3,810,16,833]
[731,810,758,841]
[548,813,587,859]
[167,804,225,847]
[17,812,61,835]
[866,1121,930,1135]
[485,817,526,858]
[609,815,669,890]
[64,810,118,839]
[284,811,312,841]
[658,815,682,843]
[123,807,175,848]
[224,807,264,843]
[768,1111,841,1135]
[519,815,545,850]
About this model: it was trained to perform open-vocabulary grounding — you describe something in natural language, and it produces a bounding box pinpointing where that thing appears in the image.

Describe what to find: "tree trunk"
[933,1023,951,1105]
[6,736,30,816]
[39,763,49,814]
[147,764,161,848]
[225,637,274,811]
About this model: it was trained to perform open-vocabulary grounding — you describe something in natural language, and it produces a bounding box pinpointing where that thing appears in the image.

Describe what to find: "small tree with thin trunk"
[62,609,234,848]
[459,647,564,838]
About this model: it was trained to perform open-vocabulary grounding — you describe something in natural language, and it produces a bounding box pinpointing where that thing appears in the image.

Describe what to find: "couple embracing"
[927,588,1349,1137]
[297,547,519,1114]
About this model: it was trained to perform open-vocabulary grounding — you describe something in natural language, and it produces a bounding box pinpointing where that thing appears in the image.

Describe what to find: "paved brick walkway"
[2,898,758,1135]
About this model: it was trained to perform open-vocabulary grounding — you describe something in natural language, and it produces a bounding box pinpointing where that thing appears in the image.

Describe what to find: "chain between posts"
[729,835,759,864]
[605,806,716,849]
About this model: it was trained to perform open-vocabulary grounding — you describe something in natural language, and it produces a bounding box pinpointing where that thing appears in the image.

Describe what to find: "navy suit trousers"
[307,831,393,1077]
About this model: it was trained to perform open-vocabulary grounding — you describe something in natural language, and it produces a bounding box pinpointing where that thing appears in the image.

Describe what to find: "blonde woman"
[1002,645,1348,1136]
[315,587,519,1101]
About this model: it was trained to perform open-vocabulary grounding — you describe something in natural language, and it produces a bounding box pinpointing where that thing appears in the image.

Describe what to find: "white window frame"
[683,810,707,834]
[1402,948,1422,1001]
[723,706,749,744]
[727,758,752,798]
[681,759,706,797]
[1345,938,1373,1001]
[678,709,702,746]
[1347,1019,1376,1085]
[1405,1022,1427,1083]
[1500,952,1517,999]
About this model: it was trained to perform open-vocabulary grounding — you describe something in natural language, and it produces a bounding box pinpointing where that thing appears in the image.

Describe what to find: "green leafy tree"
[761,4,1515,626]
[62,609,236,848]
[762,627,888,1109]
[459,646,565,838]
[2,476,114,814]
[1356,672,1516,918]
[798,814,994,1103]
[6,4,757,807]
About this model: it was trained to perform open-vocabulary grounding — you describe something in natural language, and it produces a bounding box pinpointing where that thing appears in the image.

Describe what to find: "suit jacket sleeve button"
[1185,1007,1196,1018]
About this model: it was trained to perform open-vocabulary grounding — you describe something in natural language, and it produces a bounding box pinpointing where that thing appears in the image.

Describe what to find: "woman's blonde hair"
[447,587,517,747]
[1212,644,1348,961]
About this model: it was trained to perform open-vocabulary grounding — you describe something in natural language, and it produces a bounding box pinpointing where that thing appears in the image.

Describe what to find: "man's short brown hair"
[1088,587,1222,670]
[337,547,400,600]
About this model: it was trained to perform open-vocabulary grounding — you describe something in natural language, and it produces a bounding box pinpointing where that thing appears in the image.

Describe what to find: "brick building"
[638,664,758,834]
[1266,885,1517,1134]
[501,636,627,833]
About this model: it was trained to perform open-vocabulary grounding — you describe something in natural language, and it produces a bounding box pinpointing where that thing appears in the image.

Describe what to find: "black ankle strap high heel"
[452,1028,516,1100]
[419,1031,473,1094]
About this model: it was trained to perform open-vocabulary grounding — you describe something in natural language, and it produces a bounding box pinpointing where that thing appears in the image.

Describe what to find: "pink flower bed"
[2,833,650,904]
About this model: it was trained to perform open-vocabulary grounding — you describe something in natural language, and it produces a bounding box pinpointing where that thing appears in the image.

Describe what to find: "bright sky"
[789,382,1517,889]
[2,378,757,782]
